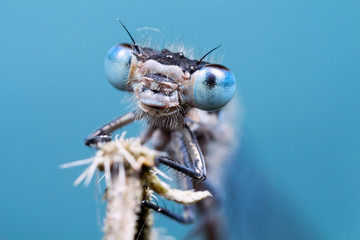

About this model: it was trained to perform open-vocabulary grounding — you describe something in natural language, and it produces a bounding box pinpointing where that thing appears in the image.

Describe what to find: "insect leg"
[141,201,195,224]
[139,126,157,145]
[153,124,206,180]
[155,156,205,180]
[180,124,207,180]
[85,111,138,147]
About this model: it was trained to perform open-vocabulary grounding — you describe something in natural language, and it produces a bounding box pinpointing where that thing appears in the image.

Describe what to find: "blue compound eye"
[104,43,133,91]
[193,64,236,111]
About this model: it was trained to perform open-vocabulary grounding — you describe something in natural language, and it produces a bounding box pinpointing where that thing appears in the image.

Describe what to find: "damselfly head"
[104,22,236,129]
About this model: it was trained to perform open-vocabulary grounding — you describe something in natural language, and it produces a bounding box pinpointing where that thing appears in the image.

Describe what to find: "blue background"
[1,0,359,239]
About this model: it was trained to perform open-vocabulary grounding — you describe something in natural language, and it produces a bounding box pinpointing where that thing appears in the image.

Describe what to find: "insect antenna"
[196,45,222,66]
[117,18,141,54]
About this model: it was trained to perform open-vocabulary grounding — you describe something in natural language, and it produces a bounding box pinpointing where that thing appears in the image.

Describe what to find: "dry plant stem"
[135,187,153,240]
[145,172,212,205]
[61,136,212,240]
[103,163,142,240]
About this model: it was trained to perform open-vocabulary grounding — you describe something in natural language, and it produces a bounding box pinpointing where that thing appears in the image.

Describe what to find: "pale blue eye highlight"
[193,64,236,111]
[104,43,133,91]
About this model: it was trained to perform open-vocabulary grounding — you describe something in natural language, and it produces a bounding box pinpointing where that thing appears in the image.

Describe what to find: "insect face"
[104,43,236,129]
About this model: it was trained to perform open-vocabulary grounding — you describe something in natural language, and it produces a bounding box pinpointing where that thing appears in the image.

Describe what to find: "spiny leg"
[139,126,157,145]
[155,124,207,180]
[181,124,207,180]
[155,156,204,180]
[141,134,202,225]
[141,201,195,224]
[85,111,138,146]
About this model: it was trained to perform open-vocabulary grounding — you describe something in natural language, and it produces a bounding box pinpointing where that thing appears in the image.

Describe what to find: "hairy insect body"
[158,107,235,239]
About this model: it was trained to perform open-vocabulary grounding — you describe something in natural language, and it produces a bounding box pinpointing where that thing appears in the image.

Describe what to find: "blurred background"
[1,0,359,239]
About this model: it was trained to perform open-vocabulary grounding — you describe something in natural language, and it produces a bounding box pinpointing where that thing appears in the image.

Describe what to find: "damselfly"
[85,20,236,237]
